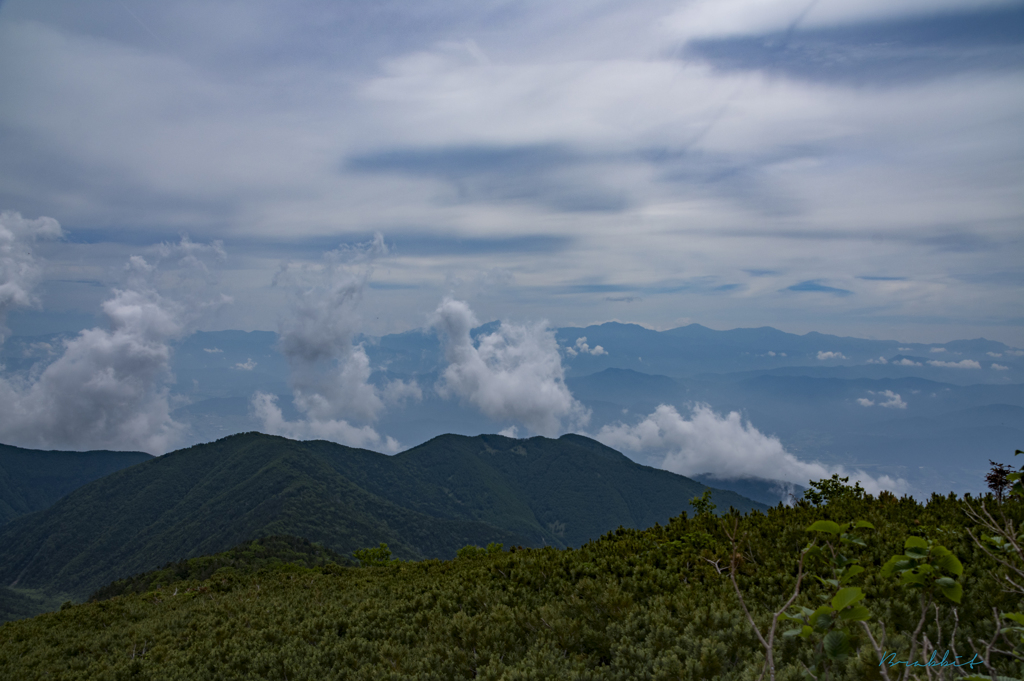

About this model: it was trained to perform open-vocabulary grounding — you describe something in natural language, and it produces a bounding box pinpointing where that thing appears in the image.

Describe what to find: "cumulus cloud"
[251,392,399,453]
[857,390,907,409]
[564,336,607,357]
[234,358,257,371]
[817,351,847,360]
[927,359,981,369]
[433,297,589,437]
[0,211,64,343]
[0,236,226,453]
[252,234,411,453]
[992,363,1009,371]
[866,356,888,364]
[595,403,906,496]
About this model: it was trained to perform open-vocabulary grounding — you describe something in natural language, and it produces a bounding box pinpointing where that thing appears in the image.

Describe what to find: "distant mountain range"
[0,431,766,621]
[2,322,1020,496]
[0,444,150,525]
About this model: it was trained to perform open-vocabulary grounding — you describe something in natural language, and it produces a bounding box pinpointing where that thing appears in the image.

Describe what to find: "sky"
[0,0,1021,346]
[0,1,1020,498]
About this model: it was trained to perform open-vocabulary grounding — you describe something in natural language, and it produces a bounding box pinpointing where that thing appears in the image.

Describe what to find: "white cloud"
[1008,350,1024,357]
[866,356,888,364]
[898,348,913,352]
[251,392,400,453]
[0,211,64,343]
[382,378,423,405]
[987,352,1002,357]
[927,359,981,369]
[234,358,256,371]
[23,341,58,358]
[433,297,589,437]
[566,336,606,357]
[930,347,947,353]
[254,234,411,453]
[992,363,1010,371]
[204,347,223,353]
[498,425,519,438]
[817,351,847,360]
[894,358,922,366]
[858,390,907,409]
[595,403,906,495]
[0,236,226,453]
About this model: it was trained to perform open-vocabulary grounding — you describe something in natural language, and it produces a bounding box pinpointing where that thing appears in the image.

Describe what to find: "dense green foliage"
[0,586,62,623]
[0,490,1019,680]
[0,443,150,525]
[0,432,761,621]
[88,536,351,603]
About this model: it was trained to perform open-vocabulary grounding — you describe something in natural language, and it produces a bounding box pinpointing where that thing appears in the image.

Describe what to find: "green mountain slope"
[0,434,524,604]
[331,432,764,547]
[0,443,151,525]
[0,431,764,615]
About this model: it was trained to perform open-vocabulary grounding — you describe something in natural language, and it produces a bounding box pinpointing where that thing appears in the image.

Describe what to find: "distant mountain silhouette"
[0,443,150,525]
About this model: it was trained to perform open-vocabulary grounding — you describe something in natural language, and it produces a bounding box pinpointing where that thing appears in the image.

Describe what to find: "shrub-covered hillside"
[1,483,1020,680]
[87,535,351,603]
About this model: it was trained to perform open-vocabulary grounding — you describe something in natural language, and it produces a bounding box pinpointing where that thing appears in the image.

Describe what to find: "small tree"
[353,543,392,567]
[987,459,1014,502]
[690,488,716,517]
[804,474,865,507]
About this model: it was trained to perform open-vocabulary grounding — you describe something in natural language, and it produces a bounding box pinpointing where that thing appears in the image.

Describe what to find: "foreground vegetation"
[1,476,1022,680]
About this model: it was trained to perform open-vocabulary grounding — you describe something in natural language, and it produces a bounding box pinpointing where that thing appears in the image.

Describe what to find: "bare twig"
[921,634,936,681]
[966,608,1006,681]
[704,558,726,574]
[902,592,934,679]
[859,620,893,681]
[727,518,805,681]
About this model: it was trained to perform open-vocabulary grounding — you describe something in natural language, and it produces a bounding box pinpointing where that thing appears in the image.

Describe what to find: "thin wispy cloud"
[927,359,982,369]
[857,390,908,409]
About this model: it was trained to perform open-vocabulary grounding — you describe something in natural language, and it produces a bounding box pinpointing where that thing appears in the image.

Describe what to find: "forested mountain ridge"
[0,443,151,525]
[0,432,764,620]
